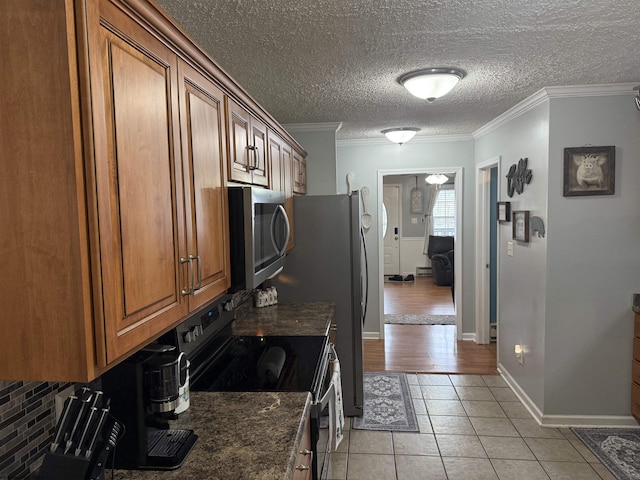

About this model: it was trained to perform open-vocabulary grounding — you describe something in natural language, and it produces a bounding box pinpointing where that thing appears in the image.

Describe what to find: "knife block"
[37,451,93,480]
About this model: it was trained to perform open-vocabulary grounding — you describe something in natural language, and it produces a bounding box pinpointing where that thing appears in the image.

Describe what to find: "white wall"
[544,94,640,418]
[336,140,475,335]
[475,101,550,412]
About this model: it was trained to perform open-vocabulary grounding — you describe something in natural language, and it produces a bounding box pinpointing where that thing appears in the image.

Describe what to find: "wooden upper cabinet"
[0,0,303,382]
[0,0,97,381]
[227,97,269,187]
[94,3,189,363]
[293,150,307,194]
[178,59,231,311]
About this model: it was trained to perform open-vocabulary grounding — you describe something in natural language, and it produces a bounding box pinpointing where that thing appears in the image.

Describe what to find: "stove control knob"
[194,324,203,337]
[184,331,195,343]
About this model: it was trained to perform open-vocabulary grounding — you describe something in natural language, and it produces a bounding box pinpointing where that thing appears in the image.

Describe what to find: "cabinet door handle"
[190,254,202,290]
[299,449,311,456]
[180,257,193,296]
[295,465,310,471]
[247,145,257,170]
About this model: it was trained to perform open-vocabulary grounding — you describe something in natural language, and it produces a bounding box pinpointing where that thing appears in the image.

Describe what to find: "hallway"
[364,276,497,374]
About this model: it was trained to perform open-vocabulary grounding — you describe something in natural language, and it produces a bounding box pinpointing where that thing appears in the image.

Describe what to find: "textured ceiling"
[155,0,640,140]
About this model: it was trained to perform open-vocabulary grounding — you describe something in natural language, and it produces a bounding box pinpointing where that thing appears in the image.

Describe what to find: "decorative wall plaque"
[506,157,532,197]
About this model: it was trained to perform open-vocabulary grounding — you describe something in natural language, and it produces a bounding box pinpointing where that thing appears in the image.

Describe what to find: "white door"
[383,185,400,275]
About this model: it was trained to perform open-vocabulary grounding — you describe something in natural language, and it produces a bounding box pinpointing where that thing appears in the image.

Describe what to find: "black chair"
[427,235,454,287]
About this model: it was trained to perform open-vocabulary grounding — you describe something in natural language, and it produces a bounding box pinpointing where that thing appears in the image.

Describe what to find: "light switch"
[411,217,418,224]
[507,241,514,257]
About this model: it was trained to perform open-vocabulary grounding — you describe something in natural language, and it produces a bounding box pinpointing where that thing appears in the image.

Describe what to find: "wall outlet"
[54,385,77,422]
[411,217,417,224]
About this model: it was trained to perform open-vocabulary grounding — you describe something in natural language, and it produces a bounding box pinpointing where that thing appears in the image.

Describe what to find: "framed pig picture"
[563,146,615,197]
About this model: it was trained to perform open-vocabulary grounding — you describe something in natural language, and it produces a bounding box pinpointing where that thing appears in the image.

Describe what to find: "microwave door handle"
[270,204,290,256]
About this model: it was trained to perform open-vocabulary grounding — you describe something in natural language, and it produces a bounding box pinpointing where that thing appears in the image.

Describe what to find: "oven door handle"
[318,380,334,410]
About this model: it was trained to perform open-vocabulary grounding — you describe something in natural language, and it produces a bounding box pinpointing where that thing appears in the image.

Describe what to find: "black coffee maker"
[100,345,197,470]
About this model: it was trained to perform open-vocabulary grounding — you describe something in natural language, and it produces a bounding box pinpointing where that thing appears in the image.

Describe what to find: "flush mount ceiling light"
[382,127,419,144]
[425,174,448,185]
[399,68,465,103]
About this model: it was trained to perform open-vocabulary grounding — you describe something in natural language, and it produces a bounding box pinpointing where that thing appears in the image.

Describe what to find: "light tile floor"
[326,374,616,480]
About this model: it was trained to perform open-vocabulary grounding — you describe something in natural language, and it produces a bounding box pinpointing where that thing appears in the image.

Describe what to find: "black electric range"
[159,295,333,480]
[161,295,329,396]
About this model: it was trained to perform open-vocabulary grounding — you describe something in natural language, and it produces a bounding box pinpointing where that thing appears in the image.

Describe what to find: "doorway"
[475,157,500,349]
[378,168,462,339]
[363,166,498,374]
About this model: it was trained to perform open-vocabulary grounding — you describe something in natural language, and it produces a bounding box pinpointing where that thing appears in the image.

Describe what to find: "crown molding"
[337,134,474,147]
[473,83,639,139]
[282,122,343,133]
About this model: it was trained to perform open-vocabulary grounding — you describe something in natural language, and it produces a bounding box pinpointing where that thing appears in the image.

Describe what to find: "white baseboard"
[363,331,380,340]
[498,364,544,424]
[462,332,476,342]
[499,363,637,428]
[541,414,639,428]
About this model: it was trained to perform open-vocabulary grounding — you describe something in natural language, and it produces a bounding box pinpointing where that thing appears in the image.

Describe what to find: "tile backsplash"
[0,381,74,479]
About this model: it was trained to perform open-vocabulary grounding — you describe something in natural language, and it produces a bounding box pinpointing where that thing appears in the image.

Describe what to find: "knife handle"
[50,395,77,453]
[74,406,98,457]
[64,394,92,454]
[84,404,110,459]
[87,420,122,480]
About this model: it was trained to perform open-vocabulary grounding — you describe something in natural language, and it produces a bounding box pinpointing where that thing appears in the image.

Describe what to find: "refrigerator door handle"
[361,227,369,325]
[270,204,290,256]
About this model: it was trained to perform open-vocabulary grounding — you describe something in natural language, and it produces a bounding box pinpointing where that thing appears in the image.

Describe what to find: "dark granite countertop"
[111,391,311,480]
[232,301,335,337]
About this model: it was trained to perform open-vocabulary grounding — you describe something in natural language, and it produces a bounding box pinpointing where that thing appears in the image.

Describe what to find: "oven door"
[314,386,332,480]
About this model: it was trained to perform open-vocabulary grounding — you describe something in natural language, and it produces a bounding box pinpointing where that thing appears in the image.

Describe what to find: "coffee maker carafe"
[100,345,197,470]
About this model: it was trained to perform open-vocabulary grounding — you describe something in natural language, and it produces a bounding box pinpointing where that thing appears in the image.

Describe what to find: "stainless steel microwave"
[228,186,290,292]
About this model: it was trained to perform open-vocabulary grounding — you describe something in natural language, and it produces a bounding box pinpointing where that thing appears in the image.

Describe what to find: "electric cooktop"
[190,335,327,393]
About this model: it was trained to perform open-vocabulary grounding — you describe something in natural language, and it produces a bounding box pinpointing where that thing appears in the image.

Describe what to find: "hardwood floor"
[364,275,498,375]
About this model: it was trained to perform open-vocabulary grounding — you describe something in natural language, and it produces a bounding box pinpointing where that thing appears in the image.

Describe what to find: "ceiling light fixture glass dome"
[425,174,449,185]
[381,127,419,144]
[399,68,465,103]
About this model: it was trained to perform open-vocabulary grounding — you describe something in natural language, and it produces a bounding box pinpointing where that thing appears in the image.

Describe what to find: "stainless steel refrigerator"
[271,192,368,416]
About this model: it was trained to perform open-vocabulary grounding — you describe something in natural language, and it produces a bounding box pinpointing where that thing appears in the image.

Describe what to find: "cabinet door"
[293,151,307,194]
[226,98,253,184]
[226,98,269,187]
[178,60,231,311]
[249,116,269,187]
[282,141,295,251]
[94,6,188,362]
[268,130,283,191]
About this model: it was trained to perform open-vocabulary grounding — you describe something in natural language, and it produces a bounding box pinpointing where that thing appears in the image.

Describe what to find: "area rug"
[571,427,640,479]
[352,372,419,432]
[384,314,455,325]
